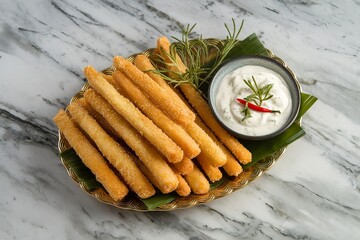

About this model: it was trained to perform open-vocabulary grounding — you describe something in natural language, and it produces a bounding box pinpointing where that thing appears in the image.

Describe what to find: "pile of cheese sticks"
[54,37,252,201]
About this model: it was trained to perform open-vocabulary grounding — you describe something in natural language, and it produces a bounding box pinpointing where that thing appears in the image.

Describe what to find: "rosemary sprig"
[205,19,244,82]
[244,76,274,106]
[241,76,275,121]
[154,19,244,89]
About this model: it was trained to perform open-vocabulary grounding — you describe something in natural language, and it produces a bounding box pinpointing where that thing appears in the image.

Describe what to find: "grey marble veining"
[1,0,359,239]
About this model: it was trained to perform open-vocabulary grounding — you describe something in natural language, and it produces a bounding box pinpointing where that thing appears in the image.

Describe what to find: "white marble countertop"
[1,0,359,239]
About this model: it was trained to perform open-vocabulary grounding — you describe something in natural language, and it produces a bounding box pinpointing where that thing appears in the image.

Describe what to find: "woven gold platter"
[58,39,299,211]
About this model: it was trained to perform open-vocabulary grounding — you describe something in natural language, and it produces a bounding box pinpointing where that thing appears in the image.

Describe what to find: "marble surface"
[1,0,359,239]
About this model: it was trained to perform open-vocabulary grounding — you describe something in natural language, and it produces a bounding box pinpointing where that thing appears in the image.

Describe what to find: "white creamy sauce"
[215,65,292,136]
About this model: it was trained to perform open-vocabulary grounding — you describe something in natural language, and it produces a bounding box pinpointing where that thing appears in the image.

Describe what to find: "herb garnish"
[240,76,280,121]
[155,19,244,88]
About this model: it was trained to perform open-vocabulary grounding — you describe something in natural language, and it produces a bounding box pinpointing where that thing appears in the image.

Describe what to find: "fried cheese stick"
[133,54,194,117]
[131,151,178,194]
[105,77,194,175]
[131,155,190,196]
[196,156,223,183]
[53,110,129,201]
[112,70,200,159]
[67,102,155,199]
[168,83,241,175]
[184,165,210,195]
[169,166,191,197]
[181,84,252,164]
[172,156,194,175]
[113,56,195,125]
[183,121,226,167]
[157,36,187,74]
[195,115,243,177]
[77,98,119,140]
[168,80,241,175]
[84,66,183,163]
[157,36,252,164]
[174,173,192,197]
[84,89,179,193]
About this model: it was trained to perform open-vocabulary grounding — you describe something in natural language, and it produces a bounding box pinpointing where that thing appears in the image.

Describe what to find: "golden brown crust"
[113,56,195,125]
[67,101,155,199]
[184,165,210,195]
[134,54,194,117]
[112,70,200,159]
[174,173,191,197]
[77,98,119,140]
[131,153,178,194]
[53,110,128,201]
[84,89,179,194]
[172,156,194,175]
[84,66,184,163]
[195,115,243,176]
[183,121,227,167]
[181,83,252,164]
[196,156,223,183]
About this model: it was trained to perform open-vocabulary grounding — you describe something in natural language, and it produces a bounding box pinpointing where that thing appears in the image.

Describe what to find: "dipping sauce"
[215,65,292,137]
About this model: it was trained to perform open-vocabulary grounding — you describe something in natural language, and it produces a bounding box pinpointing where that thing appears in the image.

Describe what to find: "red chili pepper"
[236,98,281,114]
